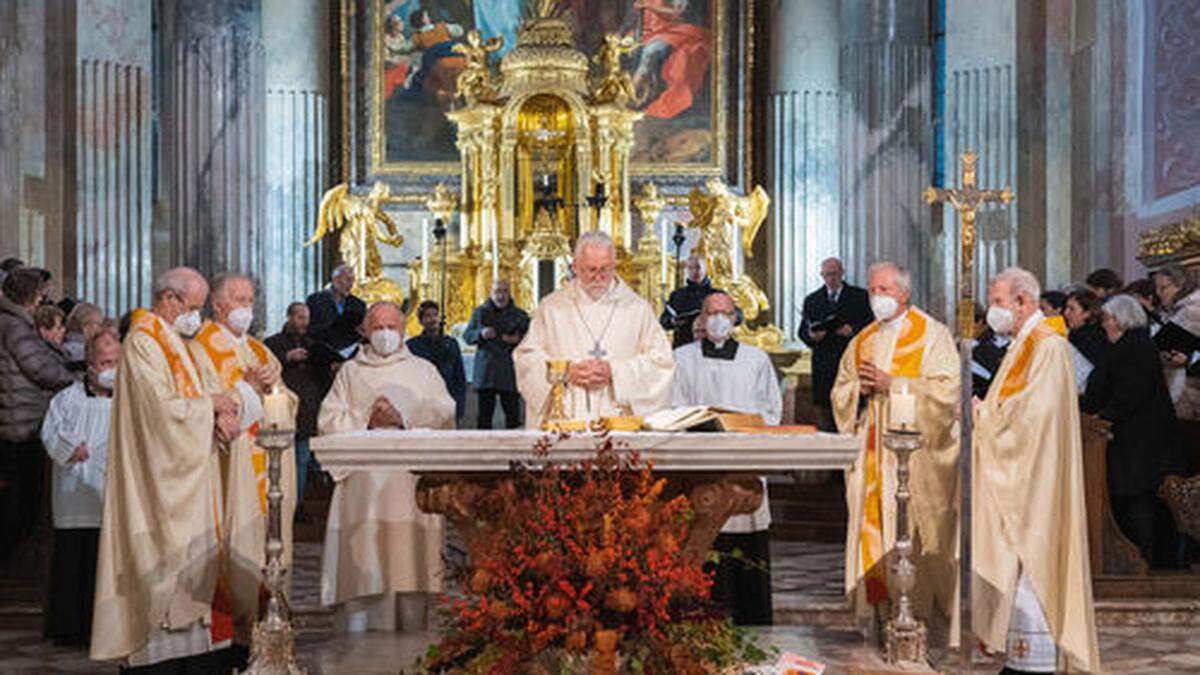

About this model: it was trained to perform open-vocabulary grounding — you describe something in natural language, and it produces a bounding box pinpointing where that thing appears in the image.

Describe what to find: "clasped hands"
[858,360,892,396]
[212,392,241,444]
[568,359,612,390]
[368,396,406,430]
[242,363,281,395]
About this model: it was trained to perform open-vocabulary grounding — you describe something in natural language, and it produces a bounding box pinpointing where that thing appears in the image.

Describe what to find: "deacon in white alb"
[318,301,456,633]
[514,231,674,425]
[671,291,780,625]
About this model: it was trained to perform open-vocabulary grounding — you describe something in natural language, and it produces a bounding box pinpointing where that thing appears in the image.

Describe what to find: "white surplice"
[514,278,674,427]
[40,381,110,529]
[671,339,781,533]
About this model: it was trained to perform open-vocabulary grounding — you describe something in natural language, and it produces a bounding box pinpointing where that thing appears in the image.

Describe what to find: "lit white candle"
[889,382,916,430]
[263,387,291,431]
[659,216,667,280]
[421,218,429,280]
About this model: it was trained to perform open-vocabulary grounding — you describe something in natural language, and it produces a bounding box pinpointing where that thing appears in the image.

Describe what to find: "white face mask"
[226,306,254,334]
[95,368,117,390]
[986,305,1015,335]
[370,329,402,356]
[870,294,899,322]
[705,313,734,342]
[173,309,202,338]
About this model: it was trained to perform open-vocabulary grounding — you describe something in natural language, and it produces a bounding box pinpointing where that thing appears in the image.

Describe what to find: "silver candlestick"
[246,425,305,675]
[883,427,928,665]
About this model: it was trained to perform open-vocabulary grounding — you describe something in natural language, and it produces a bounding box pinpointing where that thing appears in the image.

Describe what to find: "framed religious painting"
[361,0,758,184]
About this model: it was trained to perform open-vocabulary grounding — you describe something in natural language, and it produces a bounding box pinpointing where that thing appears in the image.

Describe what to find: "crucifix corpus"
[923,150,1014,668]
[923,151,1015,339]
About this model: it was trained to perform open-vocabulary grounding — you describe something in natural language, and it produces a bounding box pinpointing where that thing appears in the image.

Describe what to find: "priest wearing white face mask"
[671,291,781,625]
[514,231,674,426]
[831,262,961,644]
[92,267,243,670]
[40,329,120,647]
[973,267,1099,673]
[318,301,456,633]
[186,273,296,645]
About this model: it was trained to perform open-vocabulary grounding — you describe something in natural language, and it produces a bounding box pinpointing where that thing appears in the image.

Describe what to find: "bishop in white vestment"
[672,291,781,625]
[318,301,456,632]
[514,232,674,426]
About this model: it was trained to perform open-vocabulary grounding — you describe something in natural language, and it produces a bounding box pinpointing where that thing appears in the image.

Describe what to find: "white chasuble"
[514,279,674,427]
[831,307,961,642]
[318,345,456,611]
[188,320,298,639]
[973,311,1100,672]
[91,311,230,663]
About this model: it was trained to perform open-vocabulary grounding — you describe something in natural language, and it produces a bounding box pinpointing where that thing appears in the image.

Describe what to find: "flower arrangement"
[418,434,772,673]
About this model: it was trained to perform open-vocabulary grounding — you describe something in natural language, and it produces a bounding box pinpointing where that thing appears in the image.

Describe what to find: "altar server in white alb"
[318,301,456,633]
[515,231,675,426]
[671,291,781,626]
[40,329,120,647]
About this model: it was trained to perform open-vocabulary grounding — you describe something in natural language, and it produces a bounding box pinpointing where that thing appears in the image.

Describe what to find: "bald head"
[820,257,844,293]
[685,255,706,283]
[702,291,735,315]
[152,267,208,323]
[210,274,256,334]
[364,301,404,334]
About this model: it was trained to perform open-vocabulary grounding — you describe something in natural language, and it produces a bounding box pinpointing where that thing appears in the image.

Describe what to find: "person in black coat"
[660,256,722,348]
[463,280,530,428]
[264,302,328,510]
[1065,289,1109,369]
[407,300,467,422]
[305,265,367,359]
[1083,295,1194,568]
[798,257,874,431]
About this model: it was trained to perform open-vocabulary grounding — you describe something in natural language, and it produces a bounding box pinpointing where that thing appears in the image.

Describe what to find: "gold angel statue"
[687,178,783,350]
[306,182,408,304]
[452,30,502,105]
[593,34,637,105]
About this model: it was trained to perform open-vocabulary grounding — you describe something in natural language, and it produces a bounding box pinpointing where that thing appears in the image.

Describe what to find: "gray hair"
[867,261,911,293]
[1155,264,1196,297]
[365,300,402,326]
[992,266,1042,302]
[211,273,256,303]
[1101,294,1148,331]
[152,267,205,301]
[66,301,104,333]
[820,257,844,272]
[573,230,616,259]
[86,329,121,362]
[331,264,354,280]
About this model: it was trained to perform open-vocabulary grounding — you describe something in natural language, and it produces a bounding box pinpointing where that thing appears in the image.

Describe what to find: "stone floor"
[4,540,1200,673]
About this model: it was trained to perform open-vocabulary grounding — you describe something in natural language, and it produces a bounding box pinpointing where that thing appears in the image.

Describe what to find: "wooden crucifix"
[923,151,1015,339]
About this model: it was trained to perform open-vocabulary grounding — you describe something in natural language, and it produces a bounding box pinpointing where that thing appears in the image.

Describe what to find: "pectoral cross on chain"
[588,342,607,359]
[923,151,1015,339]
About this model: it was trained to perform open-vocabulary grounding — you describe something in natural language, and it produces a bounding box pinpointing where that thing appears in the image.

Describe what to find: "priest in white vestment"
[40,329,120,647]
[515,231,674,426]
[672,291,780,625]
[973,267,1100,673]
[92,268,244,672]
[318,301,456,632]
[186,274,297,644]
[831,262,960,644]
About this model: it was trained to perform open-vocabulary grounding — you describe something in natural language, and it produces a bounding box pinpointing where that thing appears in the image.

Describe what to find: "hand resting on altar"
[368,395,406,429]
[568,359,612,389]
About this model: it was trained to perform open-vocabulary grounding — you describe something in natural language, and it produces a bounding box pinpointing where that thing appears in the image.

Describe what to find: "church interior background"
[3,0,1200,672]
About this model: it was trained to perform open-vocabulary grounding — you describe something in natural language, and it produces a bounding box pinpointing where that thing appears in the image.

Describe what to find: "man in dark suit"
[407,300,468,423]
[464,280,530,428]
[798,257,873,431]
[305,265,367,361]
[660,256,721,348]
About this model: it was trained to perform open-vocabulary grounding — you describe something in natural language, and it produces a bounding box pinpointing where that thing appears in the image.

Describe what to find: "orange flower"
[470,569,493,594]
[543,593,570,620]
[624,507,651,534]
[604,587,638,613]
[565,630,588,652]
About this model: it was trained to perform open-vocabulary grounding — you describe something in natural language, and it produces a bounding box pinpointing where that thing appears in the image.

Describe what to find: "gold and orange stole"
[853,310,928,604]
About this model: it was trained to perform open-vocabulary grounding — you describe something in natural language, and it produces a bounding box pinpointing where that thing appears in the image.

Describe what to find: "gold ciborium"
[540,359,570,430]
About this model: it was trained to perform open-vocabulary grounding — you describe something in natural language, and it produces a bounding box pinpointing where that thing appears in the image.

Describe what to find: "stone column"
[838,0,933,300]
[263,0,330,325]
[942,0,1018,316]
[766,0,841,341]
[160,0,266,286]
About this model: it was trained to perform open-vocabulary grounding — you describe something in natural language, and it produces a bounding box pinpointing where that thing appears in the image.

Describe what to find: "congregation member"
[515,232,674,426]
[973,267,1099,673]
[799,257,873,431]
[0,256,23,285]
[265,302,325,509]
[34,304,68,350]
[0,267,77,564]
[830,262,960,644]
[1153,264,1200,419]
[672,291,781,626]
[1083,294,1192,568]
[407,300,467,422]
[39,329,120,647]
[1064,289,1108,369]
[1085,268,1123,299]
[187,274,296,643]
[1038,290,1066,318]
[62,301,106,368]
[319,301,456,633]
[660,255,720,347]
[971,322,1009,400]
[92,267,244,671]
[307,264,367,363]
[464,280,530,429]
[1121,278,1162,332]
